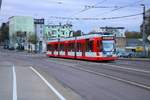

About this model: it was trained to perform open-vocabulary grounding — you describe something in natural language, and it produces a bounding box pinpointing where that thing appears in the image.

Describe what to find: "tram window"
[68,43,72,51]
[60,44,64,51]
[72,43,74,51]
[54,44,58,51]
[68,42,74,51]
[47,44,54,51]
[68,43,70,51]
[59,44,63,51]
[86,39,93,52]
[77,43,79,52]
[47,44,51,51]
[77,43,82,52]
[98,40,102,52]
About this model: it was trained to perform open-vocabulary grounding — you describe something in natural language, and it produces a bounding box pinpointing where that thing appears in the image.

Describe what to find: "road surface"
[0,49,150,100]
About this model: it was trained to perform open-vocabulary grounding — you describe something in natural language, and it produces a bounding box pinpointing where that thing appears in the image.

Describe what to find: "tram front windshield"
[102,40,114,52]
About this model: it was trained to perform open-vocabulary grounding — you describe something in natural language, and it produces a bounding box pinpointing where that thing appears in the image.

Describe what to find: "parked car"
[3,45,9,49]
[117,52,133,58]
[16,45,24,51]
[8,44,15,50]
[3,40,9,49]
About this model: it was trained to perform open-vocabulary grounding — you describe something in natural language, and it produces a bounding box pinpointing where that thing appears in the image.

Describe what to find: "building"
[140,9,150,57]
[126,39,143,57]
[9,16,34,49]
[34,18,46,52]
[141,9,150,44]
[45,23,73,40]
[94,27,126,52]
[95,27,125,37]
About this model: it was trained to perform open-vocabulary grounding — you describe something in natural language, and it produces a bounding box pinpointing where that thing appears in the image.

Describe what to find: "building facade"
[95,27,125,37]
[145,9,150,43]
[140,9,150,57]
[94,27,126,52]
[9,16,34,49]
[141,9,150,43]
[45,23,73,40]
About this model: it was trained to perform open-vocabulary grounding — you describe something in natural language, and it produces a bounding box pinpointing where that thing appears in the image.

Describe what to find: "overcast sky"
[0,0,150,33]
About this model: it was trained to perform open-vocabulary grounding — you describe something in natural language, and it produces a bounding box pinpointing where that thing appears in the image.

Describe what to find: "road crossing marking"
[12,65,17,100]
[30,67,66,100]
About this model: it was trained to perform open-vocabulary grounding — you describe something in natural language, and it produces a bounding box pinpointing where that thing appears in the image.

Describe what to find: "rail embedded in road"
[47,59,150,91]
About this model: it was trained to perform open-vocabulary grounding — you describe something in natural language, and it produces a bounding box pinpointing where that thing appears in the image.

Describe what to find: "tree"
[27,34,38,52]
[28,34,37,44]
[88,31,99,34]
[0,23,9,43]
[73,30,82,37]
[15,31,27,49]
[125,31,142,39]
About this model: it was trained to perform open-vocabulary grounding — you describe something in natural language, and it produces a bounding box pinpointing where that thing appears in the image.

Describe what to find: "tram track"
[45,58,150,91]
[1,49,150,99]
[110,60,150,71]
[47,57,150,74]
[2,51,150,91]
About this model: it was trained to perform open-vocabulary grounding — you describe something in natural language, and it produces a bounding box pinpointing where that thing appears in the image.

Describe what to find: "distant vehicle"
[46,33,117,61]
[8,44,15,50]
[117,52,133,58]
[3,45,9,49]
[16,45,24,51]
[3,40,9,49]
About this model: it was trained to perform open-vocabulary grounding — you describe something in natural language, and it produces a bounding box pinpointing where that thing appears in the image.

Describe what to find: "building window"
[48,32,51,35]
[40,30,43,34]
[40,25,43,28]
[62,31,64,35]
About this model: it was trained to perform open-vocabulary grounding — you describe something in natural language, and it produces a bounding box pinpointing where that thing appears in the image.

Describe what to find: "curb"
[118,58,150,62]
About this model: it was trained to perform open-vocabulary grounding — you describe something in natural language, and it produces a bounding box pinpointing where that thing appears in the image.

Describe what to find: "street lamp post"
[0,0,2,10]
[141,4,147,57]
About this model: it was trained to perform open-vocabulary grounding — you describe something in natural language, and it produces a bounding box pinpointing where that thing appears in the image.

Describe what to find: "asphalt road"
[0,49,150,100]
[0,49,82,100]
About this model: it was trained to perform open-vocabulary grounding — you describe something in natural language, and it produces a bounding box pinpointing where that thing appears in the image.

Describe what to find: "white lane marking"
[30,67,66,100]
[100,63,150,74]
[12,65,17,100]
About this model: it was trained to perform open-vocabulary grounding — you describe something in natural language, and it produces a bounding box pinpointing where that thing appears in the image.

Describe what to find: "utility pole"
[0,0,2,10]
[141,4,147,57]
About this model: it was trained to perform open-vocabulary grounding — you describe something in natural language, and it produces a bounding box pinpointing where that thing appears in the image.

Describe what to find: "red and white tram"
[46,33,117,61]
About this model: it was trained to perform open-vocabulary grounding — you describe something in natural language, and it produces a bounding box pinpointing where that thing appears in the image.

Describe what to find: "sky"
[0,0,150,33]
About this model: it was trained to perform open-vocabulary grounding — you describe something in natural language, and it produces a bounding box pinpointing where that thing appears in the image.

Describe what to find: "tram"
[46,33,117,61]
